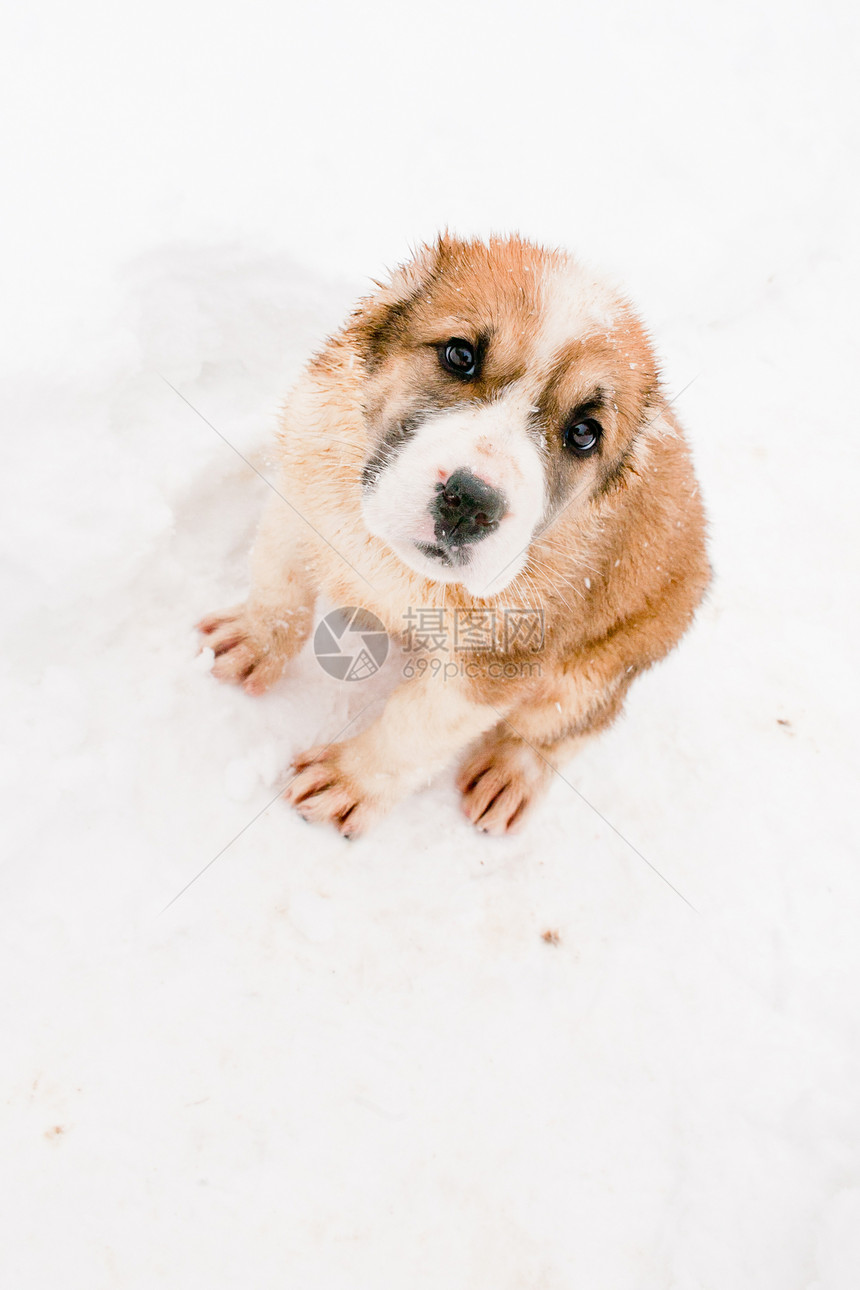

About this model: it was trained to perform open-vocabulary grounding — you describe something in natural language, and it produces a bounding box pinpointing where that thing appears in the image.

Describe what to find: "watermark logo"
[313,605,544,681]
[402,606,544,654]
[313,606,390,681]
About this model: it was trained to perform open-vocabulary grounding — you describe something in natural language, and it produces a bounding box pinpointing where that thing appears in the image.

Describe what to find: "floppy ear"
[346,240,443,368]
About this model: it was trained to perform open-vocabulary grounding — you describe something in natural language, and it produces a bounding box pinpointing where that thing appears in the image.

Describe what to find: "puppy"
[198,235,710,836]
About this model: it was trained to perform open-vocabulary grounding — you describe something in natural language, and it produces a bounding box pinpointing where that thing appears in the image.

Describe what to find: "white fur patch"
[538,259,623,366]
[361,388,546,598]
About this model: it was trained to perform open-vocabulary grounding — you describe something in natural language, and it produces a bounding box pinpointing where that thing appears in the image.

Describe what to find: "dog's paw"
[456,732,551,835]
[197,603,311,695]
[283,743,383,838]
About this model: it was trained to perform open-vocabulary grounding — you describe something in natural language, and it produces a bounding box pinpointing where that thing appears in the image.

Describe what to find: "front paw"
[283,743,384,838]
[456,732,551,835]
[197,602,311,695]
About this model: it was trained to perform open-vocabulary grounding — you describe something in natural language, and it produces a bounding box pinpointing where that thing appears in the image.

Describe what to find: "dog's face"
[354,237,658,597]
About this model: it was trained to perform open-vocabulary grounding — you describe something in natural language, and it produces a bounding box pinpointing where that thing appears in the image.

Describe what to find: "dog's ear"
[347,239,444,369]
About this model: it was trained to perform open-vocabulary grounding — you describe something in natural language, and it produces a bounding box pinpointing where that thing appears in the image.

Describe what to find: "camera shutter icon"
[313,607,389,681]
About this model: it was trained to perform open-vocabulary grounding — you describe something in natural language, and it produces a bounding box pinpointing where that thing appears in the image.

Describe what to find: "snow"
[2,0,860,1286]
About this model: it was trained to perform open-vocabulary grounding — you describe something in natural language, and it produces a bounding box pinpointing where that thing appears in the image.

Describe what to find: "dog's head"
[352,235,659,597]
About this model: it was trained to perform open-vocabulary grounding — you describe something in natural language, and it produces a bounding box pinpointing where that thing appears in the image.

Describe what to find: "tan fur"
[199,235,710,836]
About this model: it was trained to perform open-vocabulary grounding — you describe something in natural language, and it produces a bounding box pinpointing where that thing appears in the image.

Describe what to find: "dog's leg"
[197,493,316,695]
[458,584,700,834]
[284,675,502,836]
[456,679,629,834]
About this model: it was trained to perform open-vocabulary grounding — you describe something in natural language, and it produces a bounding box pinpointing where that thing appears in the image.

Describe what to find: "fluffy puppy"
[198,235,710,836]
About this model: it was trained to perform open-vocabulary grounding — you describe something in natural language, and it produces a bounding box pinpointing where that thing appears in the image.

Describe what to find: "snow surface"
[2,1,860,1286]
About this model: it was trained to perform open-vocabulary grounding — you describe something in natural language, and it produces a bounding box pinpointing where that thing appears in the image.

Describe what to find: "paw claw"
[283,744,379,836]
[196,602,311,694]
[290,744,330,773]
[285,761,335,806]
[458,734,549,835]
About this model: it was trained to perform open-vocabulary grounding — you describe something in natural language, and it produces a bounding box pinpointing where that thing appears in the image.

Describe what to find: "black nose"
[431,469,507,548]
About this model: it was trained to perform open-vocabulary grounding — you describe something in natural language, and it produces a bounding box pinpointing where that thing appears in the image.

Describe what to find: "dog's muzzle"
[419,469,507,564]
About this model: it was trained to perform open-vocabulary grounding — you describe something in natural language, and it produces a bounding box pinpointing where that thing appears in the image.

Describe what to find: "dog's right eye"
[439,339,478,379]
[562,417,602,456]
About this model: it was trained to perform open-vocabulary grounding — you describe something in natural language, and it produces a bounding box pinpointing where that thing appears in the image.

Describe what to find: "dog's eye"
[563,418,602,455]
[440,338,478,379]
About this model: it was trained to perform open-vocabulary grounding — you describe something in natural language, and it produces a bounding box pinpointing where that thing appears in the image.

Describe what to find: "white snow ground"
[2,2,860,1286]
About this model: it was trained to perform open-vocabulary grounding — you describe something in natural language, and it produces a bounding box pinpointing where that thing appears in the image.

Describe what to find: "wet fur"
[198,235,710,835]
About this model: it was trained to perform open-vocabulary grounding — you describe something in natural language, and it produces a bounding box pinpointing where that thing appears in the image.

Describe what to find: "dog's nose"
[431,469,507,548]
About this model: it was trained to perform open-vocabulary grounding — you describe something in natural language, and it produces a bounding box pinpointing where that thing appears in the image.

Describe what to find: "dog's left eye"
[440,339,478,379]
[563,418,602,455]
